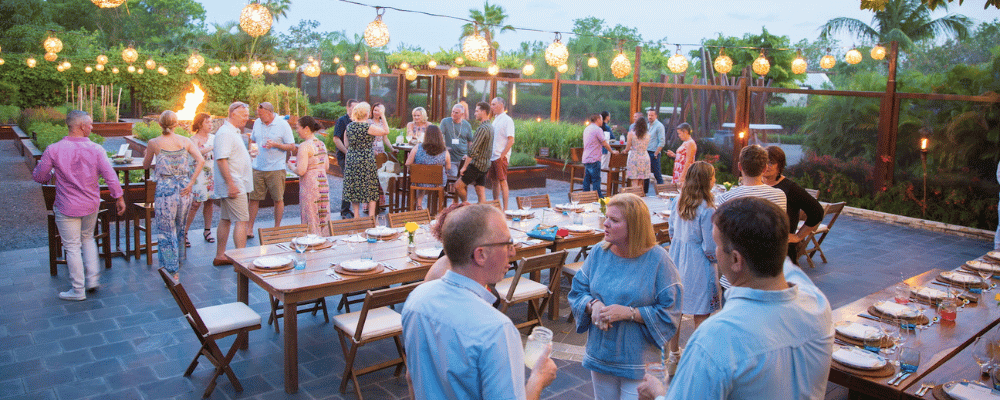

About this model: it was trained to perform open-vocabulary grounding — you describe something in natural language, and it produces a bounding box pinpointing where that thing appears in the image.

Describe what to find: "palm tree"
[459,1,515,57]
[818,0,971,52]
[262,0,292,23]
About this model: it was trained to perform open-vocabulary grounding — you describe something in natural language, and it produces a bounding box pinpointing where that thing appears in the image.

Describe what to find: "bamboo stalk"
[116,87,122,122]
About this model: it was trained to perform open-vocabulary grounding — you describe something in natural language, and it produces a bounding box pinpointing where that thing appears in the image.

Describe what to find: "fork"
[916,381,935,396]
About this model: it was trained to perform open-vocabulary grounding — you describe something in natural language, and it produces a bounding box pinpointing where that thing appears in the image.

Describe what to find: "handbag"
[527,224,557,241]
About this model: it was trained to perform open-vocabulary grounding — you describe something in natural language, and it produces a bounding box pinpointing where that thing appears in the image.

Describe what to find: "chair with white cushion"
[333,282,421,400]
[496,251,568,331]
[158,268,261,398]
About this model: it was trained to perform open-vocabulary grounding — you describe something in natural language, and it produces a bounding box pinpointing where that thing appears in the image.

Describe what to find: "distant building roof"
[800,73,834,90]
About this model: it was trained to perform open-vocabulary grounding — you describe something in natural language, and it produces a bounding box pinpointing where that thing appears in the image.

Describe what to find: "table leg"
[550,272,561,320]
[283,300,299,394]
[237,273,249,350]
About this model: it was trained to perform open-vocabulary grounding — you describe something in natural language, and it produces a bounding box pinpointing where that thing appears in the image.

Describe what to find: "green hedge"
[765,106,809,134]
[511,119,584,161]
[0,105,19,124]
[311,102,347,120]
[132,120,190,142]
[30,122,104,151]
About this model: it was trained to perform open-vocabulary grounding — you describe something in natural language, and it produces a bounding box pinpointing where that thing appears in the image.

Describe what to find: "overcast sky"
[202,0,996,53]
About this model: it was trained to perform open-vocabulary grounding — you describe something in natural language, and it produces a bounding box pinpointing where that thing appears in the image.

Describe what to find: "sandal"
[184,238,191,248]
[203,229,216,243]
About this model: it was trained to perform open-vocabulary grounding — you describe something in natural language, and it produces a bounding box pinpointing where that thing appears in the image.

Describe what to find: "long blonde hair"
[677,161,715,221]
[604,193,656,258]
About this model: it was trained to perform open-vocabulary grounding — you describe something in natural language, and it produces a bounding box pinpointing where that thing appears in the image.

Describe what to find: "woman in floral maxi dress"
[624,117,651,188]
[289,116,330,235]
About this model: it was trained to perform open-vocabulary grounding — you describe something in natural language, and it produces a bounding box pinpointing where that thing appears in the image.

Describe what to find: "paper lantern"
[121,46,138,64]
[249,60,264,76]
[370,64,381,74]
[667,46,688,74]
[713,49,733,74]
[427,60,437,69]
[363,11,390,48]
[26,58,36,68]
[752,52,770,76]
[127,65,136,73]
[462,32,489,63]
[404,68,417,81]
[95,63,104,71]
[111,67,119,74]
[871,45,886,60]
[447,66,459,78]
[544,35,568,67]
[336,65,346,76]
[229,65,240,76]
[557,63,568,74]
[43,36,62,54]
[44,52,57,62]
[136,68,144,74]
[845,48,862,65]
[239,3,272,38]
[85,65,92,73]
[91,0,125,7]
[487,63,499,76]
[96,55,108,65]
[587,57,598,68]
[521,62,535,76]
[144,59,156,69]
[355,64,370,78]
[791,54,807,75]
[187,51,204,71]
[455,56,464,65]
[332,57,340,64]
[611,52,631,79]
[399,61,410,70]
[820,51,836,69]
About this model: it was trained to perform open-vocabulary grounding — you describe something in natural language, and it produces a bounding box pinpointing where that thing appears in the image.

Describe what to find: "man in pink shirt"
[33,110,126,301]
[582,113,617,198]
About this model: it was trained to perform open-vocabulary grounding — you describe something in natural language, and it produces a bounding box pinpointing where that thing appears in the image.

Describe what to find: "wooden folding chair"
[805,188,819,200]
[569,190,599,205]
[333,282,421,400]
[495,251,568,331]
[387,209,431,228]
[329,215,376,236]
[408,164,446,216]
[655,182,679,194]
[567,147,585,194]
[602,153,628,196]
[43,185,113,276]
[258,224,329,333]
[158,268,261,398]
[798,202,846,268]
[131,180,157,264]
[483,199,504,210]
[516,194,551,210]
[620,185,644,196]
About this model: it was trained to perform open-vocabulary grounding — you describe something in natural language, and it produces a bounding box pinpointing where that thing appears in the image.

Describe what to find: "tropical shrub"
[511,119,583,161]
[132,120,190,142]
[311,102,347,120]
[0,105,19,124]
[509,152,537,167]
[246,82,311,117]
[31,122,104,151]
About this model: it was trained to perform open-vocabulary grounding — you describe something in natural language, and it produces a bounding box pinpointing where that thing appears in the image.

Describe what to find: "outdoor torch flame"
[177,82,206,121]
[920,138,928,150]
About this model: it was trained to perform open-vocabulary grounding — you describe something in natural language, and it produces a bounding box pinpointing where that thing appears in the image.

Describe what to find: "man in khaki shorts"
[212,102,254,266]
[247,102,296,239]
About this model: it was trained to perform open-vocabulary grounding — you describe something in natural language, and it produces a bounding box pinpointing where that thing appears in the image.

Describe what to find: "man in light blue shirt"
[402,204,557,400]
[247,102,295,239]
[440,103,474,177]
[639,197,833,400]
[644,108,666,195]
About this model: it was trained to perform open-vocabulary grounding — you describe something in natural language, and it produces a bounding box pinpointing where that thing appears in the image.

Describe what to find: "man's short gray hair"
[442,204,502,267]
[66,110,90,129]
[452,104,465,111]
[228,101,249,116]
[492,97,506,109]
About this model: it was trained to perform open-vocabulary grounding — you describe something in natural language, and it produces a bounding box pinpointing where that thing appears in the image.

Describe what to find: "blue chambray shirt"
[647,119,666,152]
[250,117,294,171]
[402,270,527,400]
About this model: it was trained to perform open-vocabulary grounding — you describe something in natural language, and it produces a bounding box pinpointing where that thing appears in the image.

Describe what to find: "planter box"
[506,164,547,190]
[22,138,41,171]
[91,122,133,137]
[534,156,580,182]
[124,135,147,158]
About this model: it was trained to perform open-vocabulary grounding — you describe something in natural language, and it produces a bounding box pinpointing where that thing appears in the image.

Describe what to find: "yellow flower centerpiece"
[405,222,419,247]
[598,197,608,215]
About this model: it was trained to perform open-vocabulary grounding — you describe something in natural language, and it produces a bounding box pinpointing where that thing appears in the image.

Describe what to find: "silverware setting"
[915,381,935,396]
[260,270,292,278]
[888,371,904,385]
[275,243,292,252]
[891,372,911,386]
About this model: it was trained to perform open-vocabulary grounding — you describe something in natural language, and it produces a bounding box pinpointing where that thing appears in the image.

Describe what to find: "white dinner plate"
[833,321,882,341]
[832,346,887,370]
[293,236,326,246]
[340,259,379,272]
[414,247,443,259]
[253,256,292,269]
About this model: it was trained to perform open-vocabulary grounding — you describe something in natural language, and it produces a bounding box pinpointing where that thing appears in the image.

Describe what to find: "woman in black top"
[764,146,825,265]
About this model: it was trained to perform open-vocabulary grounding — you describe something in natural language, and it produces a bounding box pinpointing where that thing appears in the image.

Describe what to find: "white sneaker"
[58,290,86,301]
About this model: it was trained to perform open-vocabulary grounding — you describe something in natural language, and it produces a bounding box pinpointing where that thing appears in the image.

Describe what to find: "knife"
[893,372,911,386]
[887,371,904,385]
[858,313,916,330]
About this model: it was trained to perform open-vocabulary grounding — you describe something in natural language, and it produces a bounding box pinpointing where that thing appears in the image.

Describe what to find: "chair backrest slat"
[516,194,551,209]
[329,216,376,236]
[569,191,599,204]
[823,202,846,229]
[805,188,820,200]
[608,153,627,169]
[504,251,567,301]
[654,183,679,194]
[144,181,157,203]
[484,199,503,211]
[387,209,431,228]
[158,268,210,335]
[620,186,643,196]
[259,224,310,245]
[408,164,444,186]
[354,282,423,341]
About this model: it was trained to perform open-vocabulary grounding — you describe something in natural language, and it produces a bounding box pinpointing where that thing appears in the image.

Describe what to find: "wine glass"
[974,336,993,375]
[521,198,532,211]
[978,268,993,292]
[882,324,900,355]
[292,238,308,254]
[570,196,580,208]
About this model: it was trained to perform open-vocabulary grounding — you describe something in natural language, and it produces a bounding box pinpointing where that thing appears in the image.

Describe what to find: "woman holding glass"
[287,116,330,235]
[665,123,696,186]
[568,193,682,399]
[368,102,395,157]
[343,102,390,218]
[405,107,430,143]
[183,113,216,246]
[666,161,720,359]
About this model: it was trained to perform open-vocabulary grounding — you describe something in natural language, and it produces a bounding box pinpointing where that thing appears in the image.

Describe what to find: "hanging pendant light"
[240,2,272,38]
[43,34,63,54]
[544,33,568,67]
[820,48,836,69]
[845,47,863,65]
[363,7,390,48]
[111,67,119,74]
[521,61,535,76]
[121,45,138,64]
[332,57,340,64]
[427,60,437,69]
[90,0,125,8]
[713,48,733,74]
[447,66,459,78]
[557,63,568,74]
[127,65,136,73]
[85,65,93,73]
[249,59,265,76]
[455,56,464,65]
[667,45,688,74]
[229,65,240,76]
[355,64,370,78]
[96,54,108,65]
[610,44,631,79]
[304,61,321,77]
[587,56,598,68]
[462,25,489,63]
[399,61,410,70]
[487,63,499,76]
[288,59,297,70]
[187,51,205,71]
[752,51,770,76]
[145,59,156,69]
[404,68,417,81]
[44,52,57,62]
[136,68,144,74]
[870,44,886,60]
[336,65,347,76]
[370,64,381,74]
[791,50,807,75]
[95,63,105,71]
[26,57,37,68]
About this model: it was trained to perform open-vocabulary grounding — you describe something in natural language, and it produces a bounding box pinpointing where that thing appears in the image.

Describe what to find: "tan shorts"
[248,169,286,201]
[487,156,508,183]
[219,193,249,222]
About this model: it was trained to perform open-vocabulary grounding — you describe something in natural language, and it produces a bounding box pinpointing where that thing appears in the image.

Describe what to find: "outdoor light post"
[920,133,929,217]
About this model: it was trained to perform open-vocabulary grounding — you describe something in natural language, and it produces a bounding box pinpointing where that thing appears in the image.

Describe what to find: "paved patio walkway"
[1,139,992,399]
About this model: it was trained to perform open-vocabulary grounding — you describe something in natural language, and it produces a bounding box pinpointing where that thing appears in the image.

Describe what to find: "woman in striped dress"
[289,116,330,235]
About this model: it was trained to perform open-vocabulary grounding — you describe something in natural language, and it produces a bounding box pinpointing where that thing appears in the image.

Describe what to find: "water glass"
[376,215,387,229]
[294,254,306,270]
[973,336,993,375]
[894,282,911,304]
[523,326,552,369]
[363,234,376,260]
[899,347,920,373]
[572,211,583,225]
[939,298,959,322]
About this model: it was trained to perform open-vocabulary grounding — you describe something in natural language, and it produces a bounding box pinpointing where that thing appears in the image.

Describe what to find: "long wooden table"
[829,266,1000,399]
[226,226,553,393]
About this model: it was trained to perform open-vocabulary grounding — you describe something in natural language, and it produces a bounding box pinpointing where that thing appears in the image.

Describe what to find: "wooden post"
[874,41,900,190]
[630,45,642,117]
[551,71,560,121]
[364,72,371,104]
[733,77,750,177]
[399,71,408,127]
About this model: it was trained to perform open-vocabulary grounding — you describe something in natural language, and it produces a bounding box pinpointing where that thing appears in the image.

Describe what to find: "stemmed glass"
[376,214,387,229]
[882,324,900,355]
[974,336,994,376]
[521,198,532,212]
[570,197,580,208]
[292,239,309,254]
[977,268,993,292]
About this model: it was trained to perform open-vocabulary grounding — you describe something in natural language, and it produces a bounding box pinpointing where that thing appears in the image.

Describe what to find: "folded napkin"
[946,381,1000,400]
[875,301,920,318]
[832,347,884,369]
[942,271,980,284]
[911,286,946,299]
[520,239,542,246]
[835,322,881,340]
[342,234,367,243]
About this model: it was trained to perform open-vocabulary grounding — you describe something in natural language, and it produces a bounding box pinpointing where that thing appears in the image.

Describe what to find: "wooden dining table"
[225,224,554,393]
[828,264,1000,399]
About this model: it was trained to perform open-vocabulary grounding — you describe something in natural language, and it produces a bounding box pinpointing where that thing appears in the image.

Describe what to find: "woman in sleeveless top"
[406,107,430,143]
[289,116,331,235]
[666,122,697,186]
[405,125,450,211]
[183,113,217,246]
[142,111,204,278]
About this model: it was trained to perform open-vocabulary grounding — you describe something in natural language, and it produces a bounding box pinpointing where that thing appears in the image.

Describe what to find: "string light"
[610,44,631,79]
[845,47,862,65]
[127,65,136,73]
[399,61,410,70]
[90,0,125,8]
[187,51,205,71]
[713,48,732,74]
[557,63,568,73]
[240,3,272,37]
[820,48,836,69]
[544,33,568,67]
[487,63,499,76]
[791,50,807,75]
[462,25,489,62]
[121,45,138,64]
[111,67,119,74]
[336,65,347,76]
[353,54,361,62]
[355,64,371,78]
[364,8,390,48]
[667,45,688,74]
[427,60,437,68]
[85,65,93,73]
[136,68,144,74]
[96,55,108,65]
[145,59,156,69]
[752,51,770,76]
[229,65,239,76]
[95,63,104,71]
[288,59,297,70]
[333,57,340,64]
[250,59,265,76]
[44,52,57,62]
[158,66,168,75]
[404,68,417,80]
[447,66,459,78]
[43,35,62,54]
[370,64,381,74]
[455,56,464,65]
[304,61,321,77]
[521,61,535,76]
[587,56,598,68]
[871,44,887,60]
[240,64,247,72]
[61,60,71,69]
